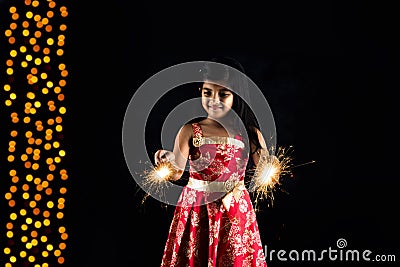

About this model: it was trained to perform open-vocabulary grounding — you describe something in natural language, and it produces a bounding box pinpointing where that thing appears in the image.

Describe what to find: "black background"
[2,1,399,266]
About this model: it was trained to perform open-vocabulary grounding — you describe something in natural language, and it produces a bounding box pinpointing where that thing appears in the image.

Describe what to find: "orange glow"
[33,208,40,215]
[31,231,38,238]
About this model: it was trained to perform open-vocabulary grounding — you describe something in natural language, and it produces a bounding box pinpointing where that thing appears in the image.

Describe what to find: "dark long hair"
[200,56,262,154]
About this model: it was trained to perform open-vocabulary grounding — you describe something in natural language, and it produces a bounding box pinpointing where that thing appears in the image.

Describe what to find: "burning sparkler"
[139,160,178,205]
[248,145,295,209]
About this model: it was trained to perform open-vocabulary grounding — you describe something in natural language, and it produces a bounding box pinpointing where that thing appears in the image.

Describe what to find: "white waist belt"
[187,177,246,193]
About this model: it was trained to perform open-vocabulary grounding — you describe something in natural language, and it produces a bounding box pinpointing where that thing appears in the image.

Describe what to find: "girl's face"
[201,82,234,119]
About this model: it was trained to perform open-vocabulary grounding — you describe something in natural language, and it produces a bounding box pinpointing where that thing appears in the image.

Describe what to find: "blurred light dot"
[47,201,54,208]
[34,221,42,228]
[26,174,33,181]
[31,231,38,238]
[28,255,35,262]
[43,219,50,226]
[6,231,13,238]
[33,208,40,215]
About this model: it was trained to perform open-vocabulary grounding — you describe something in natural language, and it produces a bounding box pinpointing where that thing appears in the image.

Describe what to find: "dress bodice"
[189,123,249,182]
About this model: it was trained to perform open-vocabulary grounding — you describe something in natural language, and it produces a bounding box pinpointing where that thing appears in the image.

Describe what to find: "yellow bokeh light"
[10,256,17,263]
[28,255,35,262]
[47,201,54,208]
[26,174,33,181]
[6,68,14,75]
[34,221,42,228]
[23,29,30,36]
[6,231,13,238]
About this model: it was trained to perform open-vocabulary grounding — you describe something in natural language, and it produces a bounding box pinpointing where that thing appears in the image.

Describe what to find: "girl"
[155,57,269,267]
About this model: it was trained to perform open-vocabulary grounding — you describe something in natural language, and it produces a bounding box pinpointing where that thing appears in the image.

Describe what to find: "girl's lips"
[209,105,223,110]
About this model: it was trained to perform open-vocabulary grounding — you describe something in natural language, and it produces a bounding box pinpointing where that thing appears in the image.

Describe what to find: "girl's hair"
[200,56,263,154]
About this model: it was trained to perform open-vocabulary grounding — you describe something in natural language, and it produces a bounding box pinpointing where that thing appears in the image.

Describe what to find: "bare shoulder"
[178,123,194,139]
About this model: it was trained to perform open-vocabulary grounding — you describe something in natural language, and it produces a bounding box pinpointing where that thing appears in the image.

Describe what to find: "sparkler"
[248,145,316,210]
[139,161,178,205]
[248,145,295,209]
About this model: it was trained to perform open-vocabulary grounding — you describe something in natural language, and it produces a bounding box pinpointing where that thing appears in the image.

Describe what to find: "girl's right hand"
[154,149,175,165]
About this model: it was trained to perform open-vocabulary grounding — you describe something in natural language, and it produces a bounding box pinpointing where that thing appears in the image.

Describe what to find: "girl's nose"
[211,93,220,103]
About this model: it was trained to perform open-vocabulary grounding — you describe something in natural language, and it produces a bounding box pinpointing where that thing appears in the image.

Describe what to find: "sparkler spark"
[248,145,295,209]
[138,161,177,205]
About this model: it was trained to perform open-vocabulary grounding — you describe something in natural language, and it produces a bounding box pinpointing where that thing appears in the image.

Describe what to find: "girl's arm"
[250,128,269,167]
[154,124,192,181]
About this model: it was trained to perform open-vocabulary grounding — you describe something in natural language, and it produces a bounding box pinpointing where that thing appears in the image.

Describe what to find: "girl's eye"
[203,91,211,96]
[219,93,230,98]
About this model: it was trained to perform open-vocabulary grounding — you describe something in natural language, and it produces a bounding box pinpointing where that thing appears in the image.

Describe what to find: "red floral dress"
[160,123,267,267]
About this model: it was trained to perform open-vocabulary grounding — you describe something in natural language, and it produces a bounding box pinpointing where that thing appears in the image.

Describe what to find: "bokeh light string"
[2,1,69,266]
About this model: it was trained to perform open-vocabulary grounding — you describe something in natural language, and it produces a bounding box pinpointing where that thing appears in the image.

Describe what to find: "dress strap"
[191,123,203,147]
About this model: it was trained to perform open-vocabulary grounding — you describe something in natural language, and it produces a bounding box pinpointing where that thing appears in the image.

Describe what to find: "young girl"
[155,57,269,267]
